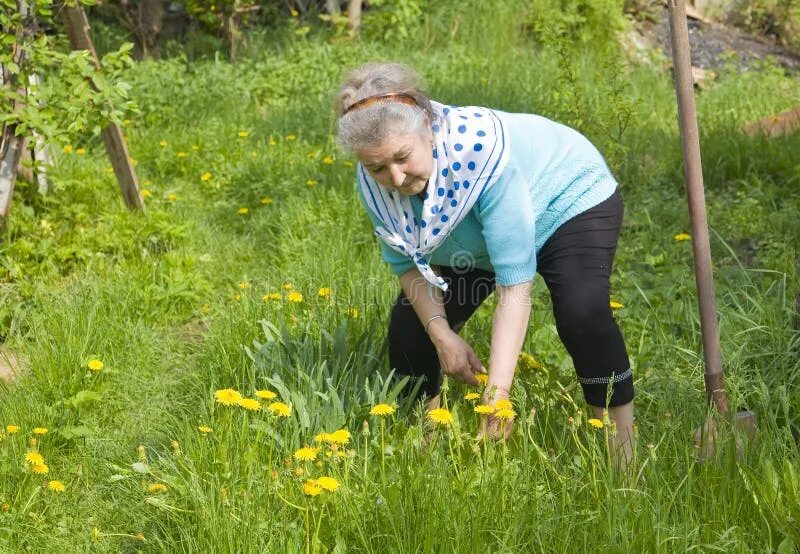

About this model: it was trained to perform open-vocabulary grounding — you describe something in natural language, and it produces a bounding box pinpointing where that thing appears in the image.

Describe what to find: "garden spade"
[666,0,757,460]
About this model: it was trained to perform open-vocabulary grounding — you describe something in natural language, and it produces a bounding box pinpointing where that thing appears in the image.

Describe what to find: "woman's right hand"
[429,326,484,386]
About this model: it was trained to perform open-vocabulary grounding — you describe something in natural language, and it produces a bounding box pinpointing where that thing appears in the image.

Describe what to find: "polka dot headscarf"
[357,100,510,291]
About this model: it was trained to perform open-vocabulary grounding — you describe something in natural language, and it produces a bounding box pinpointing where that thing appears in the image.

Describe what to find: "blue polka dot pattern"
[355,99,509,293]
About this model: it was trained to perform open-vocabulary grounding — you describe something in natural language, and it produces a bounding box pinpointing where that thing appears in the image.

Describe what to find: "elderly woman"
[336,62,634,464]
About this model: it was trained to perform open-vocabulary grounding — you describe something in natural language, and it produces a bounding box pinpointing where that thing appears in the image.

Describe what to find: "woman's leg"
[537,190,635,467]
[388,266,496,404]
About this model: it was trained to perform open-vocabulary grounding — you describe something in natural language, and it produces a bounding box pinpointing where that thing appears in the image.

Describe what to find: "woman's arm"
[398,269,483,386]
[486,281,533,398]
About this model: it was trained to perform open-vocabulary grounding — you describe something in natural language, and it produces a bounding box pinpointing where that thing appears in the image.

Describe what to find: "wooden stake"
[59,2,144,211]
[667,0,757,458]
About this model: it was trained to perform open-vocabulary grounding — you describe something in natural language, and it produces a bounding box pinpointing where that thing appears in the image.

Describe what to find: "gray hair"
[335,62,434,153]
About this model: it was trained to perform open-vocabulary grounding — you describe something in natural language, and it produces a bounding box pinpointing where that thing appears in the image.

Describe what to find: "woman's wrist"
[427,317,453,345]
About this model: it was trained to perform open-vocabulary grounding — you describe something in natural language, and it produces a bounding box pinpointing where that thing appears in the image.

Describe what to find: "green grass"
[1,3,799,551]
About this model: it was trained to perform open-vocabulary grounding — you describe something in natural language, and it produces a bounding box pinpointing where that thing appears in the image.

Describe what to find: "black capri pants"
[387,189,634,408]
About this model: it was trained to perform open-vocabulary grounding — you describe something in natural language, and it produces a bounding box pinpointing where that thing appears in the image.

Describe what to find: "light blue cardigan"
[356,109,618,286]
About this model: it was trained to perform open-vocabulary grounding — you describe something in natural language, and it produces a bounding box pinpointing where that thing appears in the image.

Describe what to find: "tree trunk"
[347,0,363,34]
[326,0,341,14]
[118,0,167,60]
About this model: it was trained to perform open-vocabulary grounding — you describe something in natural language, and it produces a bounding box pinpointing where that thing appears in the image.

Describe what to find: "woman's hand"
[428,326,484,386]
[477,385,513,441]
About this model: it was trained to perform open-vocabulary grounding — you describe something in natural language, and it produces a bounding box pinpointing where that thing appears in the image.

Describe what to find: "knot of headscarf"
[357,100,509,291]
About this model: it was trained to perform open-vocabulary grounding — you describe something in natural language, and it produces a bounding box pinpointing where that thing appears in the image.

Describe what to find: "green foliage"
[361,0,428,42]
[0,0,136,147]
[528,0,628,47]
[727,0,800,49]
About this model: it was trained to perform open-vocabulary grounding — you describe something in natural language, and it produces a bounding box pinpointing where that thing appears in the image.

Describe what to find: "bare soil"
[647,7,800,73]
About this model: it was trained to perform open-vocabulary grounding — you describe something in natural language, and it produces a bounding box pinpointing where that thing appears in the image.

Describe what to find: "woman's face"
[356,131,434,195]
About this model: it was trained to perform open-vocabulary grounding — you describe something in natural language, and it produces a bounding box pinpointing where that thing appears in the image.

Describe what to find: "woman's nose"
[389,165,405,187]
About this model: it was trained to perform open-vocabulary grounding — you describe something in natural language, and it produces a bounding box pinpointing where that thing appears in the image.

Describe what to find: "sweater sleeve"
[475,168,537,286]
[355,182,416,277]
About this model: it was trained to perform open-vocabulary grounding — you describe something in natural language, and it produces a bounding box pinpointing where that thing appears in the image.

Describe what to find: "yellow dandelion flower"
[322,156,334,165]
[31,463,48,474]
[282,283,295,290]
[609,300,624,309]
[290,8,299,17]
[303,480,322,496]
[474,404,494,415]
[518,352,543,371]
[147,483,168,493]
[141,189,152,198]
[47,480,65,492]
[6,424,20,434]
[255,390,277,400]
[63,145,73,154]
[346,307,359,319]
[176,151,187,158]
[192,144,200,151]
[427,408,453,425]
[76,148,86,155]
[294,467,304,477]
[200,172,212,181]
[674,232,691,242]
[123,119,132,126]
[32,427,48,435]
[159,140,168,147]
[260,197,274,205]
[262,292,282,302]
[198,425,213,434]
[494,399,512,411]
[268,402,291,417]
[87,359,104,371]
[294,447,320,462]
[238,281,251,289]
[317,287,332,298]
[464,392,480,401]
[214,389,242,406]
[25,452,44,465]
[314,432,329,443]
[286,134,297,141]
[231,293,241,302]
[237,398,261,411]
[238,131,249,138]
[327,429,351,444]
[306,179,318,186]
[167,193,178,202]
[475,374,489,385]
[316,476,340,492]
[588,418,604,429]
[370,404,395,417]
[494,408,516,421]
[286,291,303,303]
[269,138,277,146]
[237,207,249,215]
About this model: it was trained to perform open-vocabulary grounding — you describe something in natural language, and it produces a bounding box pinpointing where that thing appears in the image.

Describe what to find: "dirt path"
[645,7,800,73]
